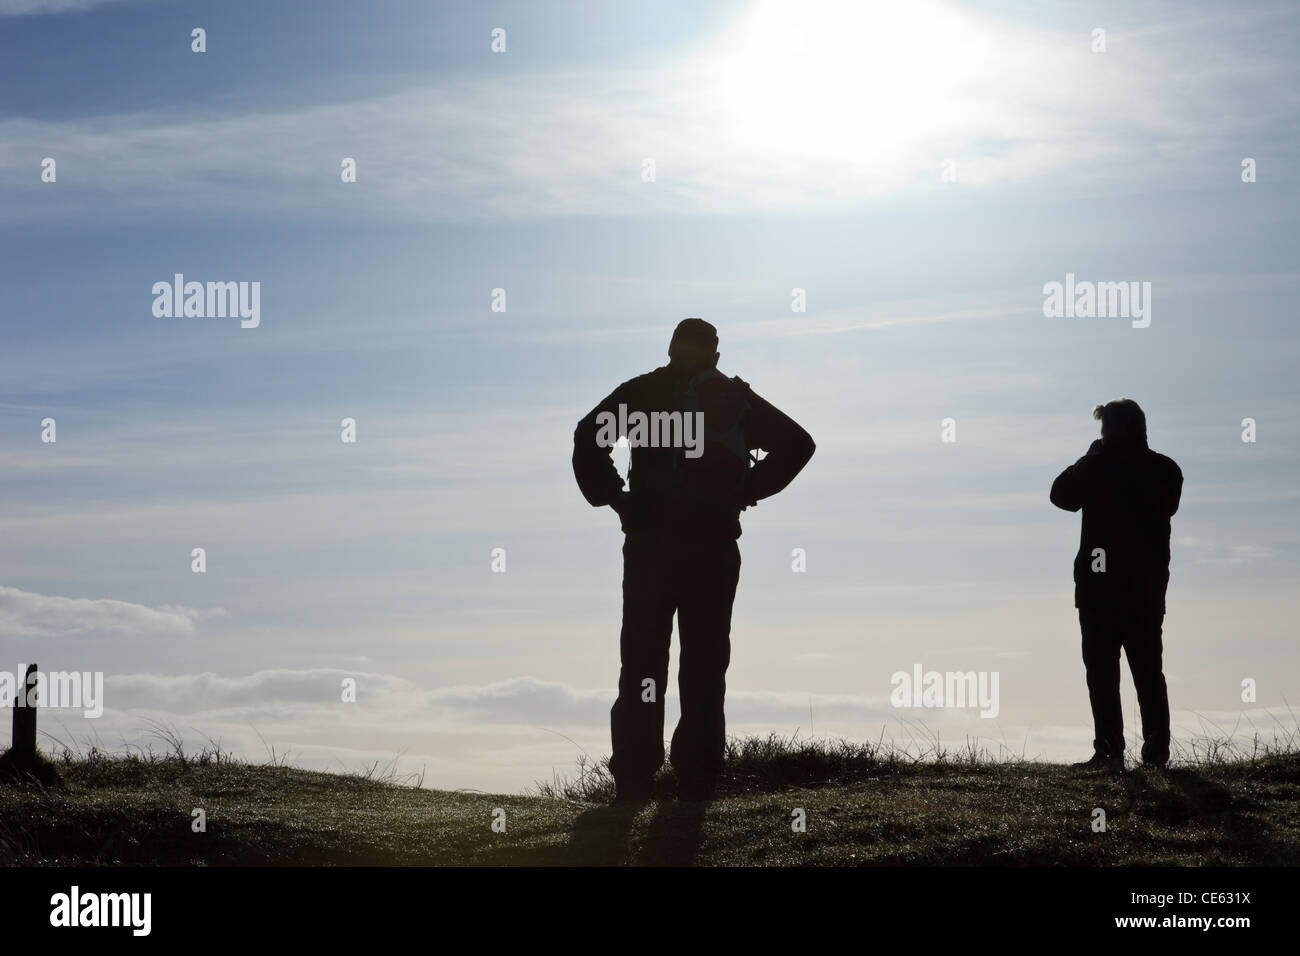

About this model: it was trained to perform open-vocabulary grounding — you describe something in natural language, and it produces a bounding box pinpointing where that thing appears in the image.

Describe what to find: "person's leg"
[1122,608,1170,765]
[609,533,675,798]
[670,536,741,798]
[1080,606,1126,759]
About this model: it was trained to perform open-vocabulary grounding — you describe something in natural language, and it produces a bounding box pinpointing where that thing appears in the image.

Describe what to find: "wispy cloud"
[0,0,148,17]
[0,584,224,637]
[1194,544,1281,566]
[104,668,897,725]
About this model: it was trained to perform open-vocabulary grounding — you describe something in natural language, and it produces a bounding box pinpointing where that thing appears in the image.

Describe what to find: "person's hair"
[669,317,718,354]
[1093,398,1147,443]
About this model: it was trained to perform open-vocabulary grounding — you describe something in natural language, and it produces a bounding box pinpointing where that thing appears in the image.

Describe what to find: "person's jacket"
[572,365,814,538]
[1051,437,1183,613]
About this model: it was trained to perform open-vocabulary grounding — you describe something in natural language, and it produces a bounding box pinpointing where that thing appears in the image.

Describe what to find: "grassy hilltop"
[1,735,1297,866]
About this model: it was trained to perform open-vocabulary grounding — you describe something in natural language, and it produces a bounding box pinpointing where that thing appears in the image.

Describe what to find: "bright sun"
[702,0,996,170]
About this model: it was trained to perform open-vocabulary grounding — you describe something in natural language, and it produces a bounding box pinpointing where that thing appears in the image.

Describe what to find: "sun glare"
[703,0,996,169]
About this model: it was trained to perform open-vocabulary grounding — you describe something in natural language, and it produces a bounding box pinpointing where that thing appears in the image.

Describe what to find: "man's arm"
[572,383,631,508]
[1160,457,1183,519]
[1050,439,1104,512]
[741,385,815,508]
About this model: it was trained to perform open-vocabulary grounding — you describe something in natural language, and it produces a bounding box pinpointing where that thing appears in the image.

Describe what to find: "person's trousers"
[1079,604,1170,762]
[609,531,741,792]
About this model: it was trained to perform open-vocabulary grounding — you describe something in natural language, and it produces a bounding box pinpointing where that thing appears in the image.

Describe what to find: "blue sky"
[2,0,1298,790]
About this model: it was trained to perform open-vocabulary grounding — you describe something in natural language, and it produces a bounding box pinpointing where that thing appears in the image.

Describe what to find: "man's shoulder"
[727,372,754,395]
[625,365,752,394]
[702,369,754,398]
[1147,449,1182,477]
[610,366,671,395]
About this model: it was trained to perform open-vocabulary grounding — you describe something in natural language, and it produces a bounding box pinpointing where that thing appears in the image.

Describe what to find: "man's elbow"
[794,429,815,469]
[1049,484,1080,512]
[573,419,597,459]
[571,426,583,469]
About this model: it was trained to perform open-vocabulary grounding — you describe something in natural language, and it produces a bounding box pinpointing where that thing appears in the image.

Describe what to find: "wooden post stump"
[12,663,38,760]
[2,663,59,784]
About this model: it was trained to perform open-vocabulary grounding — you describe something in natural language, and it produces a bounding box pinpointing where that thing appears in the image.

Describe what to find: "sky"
[1,0,1298,792]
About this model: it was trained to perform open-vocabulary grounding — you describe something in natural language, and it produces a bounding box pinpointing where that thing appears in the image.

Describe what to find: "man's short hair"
[670,317,718,353]
[1093,398,1147,442]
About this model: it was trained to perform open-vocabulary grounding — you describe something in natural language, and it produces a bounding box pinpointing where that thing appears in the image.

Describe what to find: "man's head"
[1093,398,1147,445]
[668,317,719,373]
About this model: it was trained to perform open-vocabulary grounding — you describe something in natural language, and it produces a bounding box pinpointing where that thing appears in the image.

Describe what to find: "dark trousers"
[609,531,741,791]
[1079,604,1170,762]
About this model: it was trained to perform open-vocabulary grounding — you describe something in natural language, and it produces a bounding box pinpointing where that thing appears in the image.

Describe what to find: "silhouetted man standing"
[573,319,814,801]
[1051,399,1182,770]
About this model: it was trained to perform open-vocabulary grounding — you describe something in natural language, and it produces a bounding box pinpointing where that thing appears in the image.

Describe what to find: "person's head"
[668,317,719,373]
[1093,398,1147,446]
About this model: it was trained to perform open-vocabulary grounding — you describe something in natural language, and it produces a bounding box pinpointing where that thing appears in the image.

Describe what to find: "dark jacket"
[572,365,814,538]
[1050,438,1182,612]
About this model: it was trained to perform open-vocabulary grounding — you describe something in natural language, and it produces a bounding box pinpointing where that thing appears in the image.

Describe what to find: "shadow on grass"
[635,800,709,866]
[1165,768,1279,863]
[558,802,642,865]
[553,798,711,866]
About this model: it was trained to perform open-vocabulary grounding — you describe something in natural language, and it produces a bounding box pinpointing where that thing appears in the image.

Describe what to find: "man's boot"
[1071,751,1125,773]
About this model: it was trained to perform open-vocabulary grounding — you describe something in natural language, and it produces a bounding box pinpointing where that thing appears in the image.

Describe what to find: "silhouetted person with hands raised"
[573,319,815,802]
[1051,399,1182,771]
